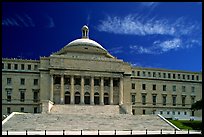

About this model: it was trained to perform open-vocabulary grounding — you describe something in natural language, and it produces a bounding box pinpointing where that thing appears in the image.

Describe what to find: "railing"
[2,129,202,135]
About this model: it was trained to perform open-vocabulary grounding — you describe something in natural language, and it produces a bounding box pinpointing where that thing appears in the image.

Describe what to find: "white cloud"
[97,14,201,54]
[130,38,183,54]
[140,2,159,11]
[45,15,55,28]
[108,46,123,54]
[15,14,29,27]
[97,15,198,37]
[2,14,55,29]
[24,14,35,27]
[130,45,154,54]
[87,14,91,26]
[153,38,181,52]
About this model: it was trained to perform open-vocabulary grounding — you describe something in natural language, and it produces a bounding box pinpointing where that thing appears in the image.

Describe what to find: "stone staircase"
[50,105,120,115]
[2,105,176,131]
[2,113,175,131]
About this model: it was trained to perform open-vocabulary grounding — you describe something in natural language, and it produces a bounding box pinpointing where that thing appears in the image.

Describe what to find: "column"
[90,76,94,105]
[70,75,74,104]
[60,75,64,104]
[109,77,113,105]
[100,77,104,105]
[50,74,54,102]
[119,77,123,105]
[80,76,85,104]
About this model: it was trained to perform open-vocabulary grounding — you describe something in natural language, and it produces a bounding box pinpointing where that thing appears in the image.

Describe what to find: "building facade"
[2,25,202,120]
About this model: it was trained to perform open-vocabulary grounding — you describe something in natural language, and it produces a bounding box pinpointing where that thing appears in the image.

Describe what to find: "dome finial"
[82,25,89,38]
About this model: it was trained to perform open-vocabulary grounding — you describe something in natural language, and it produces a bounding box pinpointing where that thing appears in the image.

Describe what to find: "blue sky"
[2,2,202,72]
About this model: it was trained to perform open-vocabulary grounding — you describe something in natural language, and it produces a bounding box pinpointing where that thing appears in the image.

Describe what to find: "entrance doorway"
[84,92,90,104]
[104,93,109,105]
[65,91,70,104]
[75,92,80,104]
[94,92,99,105]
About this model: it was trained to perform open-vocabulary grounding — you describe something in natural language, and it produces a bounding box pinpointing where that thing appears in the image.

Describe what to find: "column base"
[100,102,104,105]
[80,102,85,105]
[90,102,94,105]
[70,102,75,104]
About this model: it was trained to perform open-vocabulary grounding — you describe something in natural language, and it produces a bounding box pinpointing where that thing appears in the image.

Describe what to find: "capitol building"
[2,25,202,120]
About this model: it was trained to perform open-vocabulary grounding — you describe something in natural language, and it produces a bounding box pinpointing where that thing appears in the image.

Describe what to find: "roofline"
[132,66,202,74]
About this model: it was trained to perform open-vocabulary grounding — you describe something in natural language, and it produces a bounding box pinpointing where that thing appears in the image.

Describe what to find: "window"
[34,65,38,70]
[132,83,135,89]
[192,75,194,80]
[160,111,163,115]
[8,63,11,69]
[191,96,195,104]
[153,72,156,77]
[143,109,145,115]
[131,94,136,105]
[153,84,156,90]
[75,78,81,85]
[64,77,70,85]
[163,96,166,106]
[14,64,18,70]
[163,85,166,91]
[7,90,12,102]
[7,107,11,115]
[158,72,161,78]
[85,78,90,85]
[33,91,39,102]
[54,77,60,84]
[172,96,176,106]
[184,112,187,115]
[182,96,186,106]
[2,63,4,69]
[113,79,119,87]
[142,84,146,90]
[137,71,140,76]
[178,74,180,79]
[163,73,166,78]
[21,107,24,112]
[173,74,176,79]
[28,64,31,70]
[94,79,100,86]
[167,111,170,115]
[142,94,146,105]
[20,90,25,102]
[104,79,109,86]
[191,86,195,93]
[172,85,176,92]
[21,64,24,70]
[178,111,180,115]
[132,71,135,76]
[7,78,12,85]
[187,75,190,80]
[20,78,25,85]
[34,107,38,113]
[142,71,146,77]
[182,86,186,92]
[132,109,135,115]
[148,72,151,77]
[152,95,156,105]
[34,79,38,85]
[196,75,199,81]
[172,111,175,115]
[183,74,185,80]
[168,73,171,78]
[191,111,194,116]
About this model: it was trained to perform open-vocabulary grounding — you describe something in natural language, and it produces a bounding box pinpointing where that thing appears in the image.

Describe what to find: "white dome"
[66,38,107,51]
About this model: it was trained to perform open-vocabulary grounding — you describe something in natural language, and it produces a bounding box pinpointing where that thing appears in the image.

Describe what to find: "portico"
[50,74,123,105]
